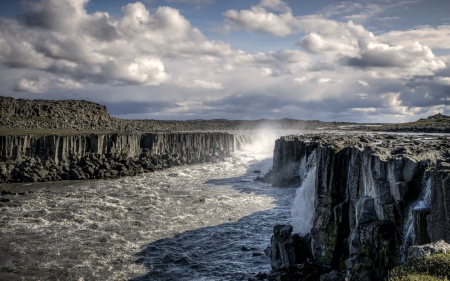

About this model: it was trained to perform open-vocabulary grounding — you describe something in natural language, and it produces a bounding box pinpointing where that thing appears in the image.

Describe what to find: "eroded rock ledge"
[0,132,234,183]
[262,133,450,281]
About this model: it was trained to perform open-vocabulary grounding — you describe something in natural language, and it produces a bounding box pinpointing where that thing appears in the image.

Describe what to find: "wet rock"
[408,240,450,260]
[320,270,345,281]
[413,208,431,245]
[69,168,86,180]
[271,225,296,270]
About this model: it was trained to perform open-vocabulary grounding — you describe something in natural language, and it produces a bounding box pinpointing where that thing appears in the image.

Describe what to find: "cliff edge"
[264,133,450,281]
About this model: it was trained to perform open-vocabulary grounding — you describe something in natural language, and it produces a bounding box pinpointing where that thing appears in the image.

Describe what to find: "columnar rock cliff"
[0,132,234,183]
[267,133,450,280]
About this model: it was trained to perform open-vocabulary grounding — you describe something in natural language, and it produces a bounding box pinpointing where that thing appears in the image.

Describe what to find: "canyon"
[1,97,450,280]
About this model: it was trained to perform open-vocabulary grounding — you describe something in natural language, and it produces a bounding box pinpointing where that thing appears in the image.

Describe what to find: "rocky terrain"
[0,97,352,132]
[254,132,450,280]
[0,132,234,184]
[349,113,450,133]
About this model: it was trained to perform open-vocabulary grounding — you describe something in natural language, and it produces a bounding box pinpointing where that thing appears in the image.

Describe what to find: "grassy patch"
[389,252,450,280]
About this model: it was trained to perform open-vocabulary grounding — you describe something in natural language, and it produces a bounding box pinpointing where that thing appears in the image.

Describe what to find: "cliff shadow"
[130,156,296,281]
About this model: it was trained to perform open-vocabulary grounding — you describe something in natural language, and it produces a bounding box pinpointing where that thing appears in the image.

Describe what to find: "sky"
[0,0,450,122]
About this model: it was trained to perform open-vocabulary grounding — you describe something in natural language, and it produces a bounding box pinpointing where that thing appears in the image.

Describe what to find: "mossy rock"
[389,252,450,280]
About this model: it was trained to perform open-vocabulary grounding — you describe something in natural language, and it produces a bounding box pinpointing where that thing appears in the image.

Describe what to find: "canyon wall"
[0,132,234,183]
[268,133,449,280]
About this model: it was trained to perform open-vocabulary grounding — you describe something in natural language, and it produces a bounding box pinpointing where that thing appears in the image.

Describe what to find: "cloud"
[293,76,342,85]
[13,77,47,93]
[203,93,295,114]
[1,0,450,123]
[0,0,236,90]
[342,41,445,75]
[166,0,214,4]
[357,80,369,87]
[319,1,421,23]
[257,0,291,13]
[378,25,450,49]
[104,101,179,115]
[308,61,335,72]
[222,2,295,37]
[192,79,224,89]
[229,49,309,77]
[13,76,83,93]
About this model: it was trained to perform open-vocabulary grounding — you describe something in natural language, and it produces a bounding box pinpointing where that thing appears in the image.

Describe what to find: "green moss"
[351,262,373,272]
[389,252,450,280]
[322,224,338,265]
[359,244,372,256]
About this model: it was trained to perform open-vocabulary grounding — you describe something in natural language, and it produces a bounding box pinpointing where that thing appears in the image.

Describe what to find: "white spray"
[400,177,431,262]
[291,150,317,235]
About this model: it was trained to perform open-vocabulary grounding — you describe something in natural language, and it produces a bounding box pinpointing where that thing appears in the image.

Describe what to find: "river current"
[0,132,297,281]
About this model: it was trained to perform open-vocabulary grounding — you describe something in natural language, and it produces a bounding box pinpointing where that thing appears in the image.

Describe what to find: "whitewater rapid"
[0,134,298,281]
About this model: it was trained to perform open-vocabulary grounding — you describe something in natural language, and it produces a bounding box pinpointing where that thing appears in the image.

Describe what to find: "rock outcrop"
[264,133,450,280]
[0,132,234,183]
[408,240,450,260]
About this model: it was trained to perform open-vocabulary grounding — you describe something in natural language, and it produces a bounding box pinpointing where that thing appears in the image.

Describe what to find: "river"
[0,132,297,281]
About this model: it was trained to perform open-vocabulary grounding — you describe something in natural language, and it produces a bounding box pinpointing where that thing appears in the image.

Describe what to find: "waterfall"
[233,131,278,152]
[299,154,306,179]
[291,150,317,235]
[400,177,431,262]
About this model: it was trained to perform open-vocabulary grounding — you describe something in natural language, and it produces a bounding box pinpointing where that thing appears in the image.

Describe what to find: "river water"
[0,133,298,281]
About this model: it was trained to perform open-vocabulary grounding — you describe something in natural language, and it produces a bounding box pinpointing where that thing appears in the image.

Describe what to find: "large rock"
[270,225,296,269]
[408,240,450,260]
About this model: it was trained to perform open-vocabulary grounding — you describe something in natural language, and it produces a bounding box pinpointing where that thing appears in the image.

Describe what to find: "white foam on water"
[0,134,298,281]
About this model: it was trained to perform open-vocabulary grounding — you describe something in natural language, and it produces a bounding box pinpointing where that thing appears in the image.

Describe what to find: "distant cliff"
[0,96,353,132]
[0,132,234,183]
[265,133,450,280]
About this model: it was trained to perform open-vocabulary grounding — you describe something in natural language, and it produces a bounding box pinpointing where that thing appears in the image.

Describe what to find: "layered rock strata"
[0,132,234,183]
[266,133,450,280]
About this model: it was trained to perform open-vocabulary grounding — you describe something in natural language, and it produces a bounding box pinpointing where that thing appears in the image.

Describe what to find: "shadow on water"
[131,155,295,281]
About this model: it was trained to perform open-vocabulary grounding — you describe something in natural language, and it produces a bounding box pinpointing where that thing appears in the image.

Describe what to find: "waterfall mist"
[291,150,317,235]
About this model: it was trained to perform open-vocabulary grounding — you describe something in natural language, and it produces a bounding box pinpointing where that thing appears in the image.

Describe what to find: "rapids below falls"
[0,131,299,281]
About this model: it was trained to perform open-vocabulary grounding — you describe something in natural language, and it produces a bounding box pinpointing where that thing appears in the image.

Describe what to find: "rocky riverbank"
[256,132,450,280]
[0,132,234,184]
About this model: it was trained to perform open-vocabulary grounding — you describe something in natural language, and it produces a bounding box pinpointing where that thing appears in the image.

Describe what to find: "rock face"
[0,132,234,183]
[266,133,450,280]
